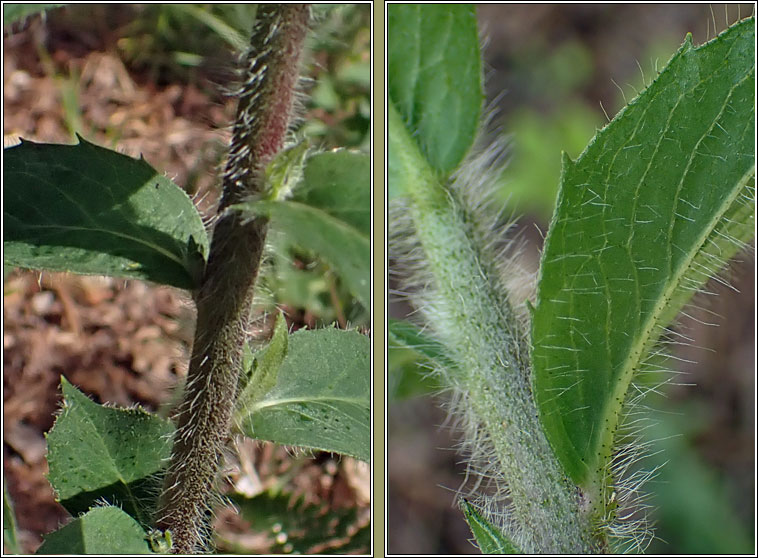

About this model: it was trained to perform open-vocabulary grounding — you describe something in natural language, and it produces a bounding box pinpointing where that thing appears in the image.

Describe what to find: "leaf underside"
[4,137,208,290]
[533,18,755,486]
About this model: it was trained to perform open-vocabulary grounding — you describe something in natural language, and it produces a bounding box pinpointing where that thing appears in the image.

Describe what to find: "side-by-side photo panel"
[387,3,754,555]
[4,3,371,554]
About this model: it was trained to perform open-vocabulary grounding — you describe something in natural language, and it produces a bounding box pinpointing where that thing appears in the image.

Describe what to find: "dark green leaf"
[4,137,208,290]
[234,328,370,462]
[293,151,370,236]
[35,506,154,554]
[46,377,174,526]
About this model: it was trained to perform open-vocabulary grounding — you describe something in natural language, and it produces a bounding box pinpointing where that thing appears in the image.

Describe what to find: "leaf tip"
[73,132,89,146]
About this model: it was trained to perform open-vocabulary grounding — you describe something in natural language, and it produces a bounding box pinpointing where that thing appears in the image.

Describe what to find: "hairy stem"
[389,103,604,553]
[156,5,310,553]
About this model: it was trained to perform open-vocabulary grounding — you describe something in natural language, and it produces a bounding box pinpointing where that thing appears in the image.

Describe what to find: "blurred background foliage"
[388,4,754,554]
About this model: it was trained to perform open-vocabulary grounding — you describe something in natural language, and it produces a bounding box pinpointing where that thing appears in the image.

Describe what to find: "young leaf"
[459,499,521,554]
[388,4,482,177]
[234,199,369,309]
[237,312,289,410]
[234,328,370,462]
[35,506,154,554]
[4,137,208,290]
[46,377,175,526]
[532,18,755,487]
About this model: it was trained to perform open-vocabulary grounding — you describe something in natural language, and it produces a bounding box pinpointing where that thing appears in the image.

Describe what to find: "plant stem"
[389,103,604,553]
[156,5,310,553]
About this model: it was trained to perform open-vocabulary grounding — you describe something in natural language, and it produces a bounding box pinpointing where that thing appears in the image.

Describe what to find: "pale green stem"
[390,102,604,553]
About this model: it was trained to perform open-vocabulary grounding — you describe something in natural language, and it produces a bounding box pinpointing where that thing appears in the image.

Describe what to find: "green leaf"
[266,141,310,202]
[228,491,369,554]
[234,328,370,462]
[35,506,154,554]
[388,318,457,371]
[532,19,755,486]
[3,3,65,26]
[292,151,370,236]
[237,312,289,409]
[46,377,175,527]
[387,319,450,398]
[4,137,208,290]
[233,199,369,309]
[388,4,482,177]
[3,482,21,554]
[459,499,521,554]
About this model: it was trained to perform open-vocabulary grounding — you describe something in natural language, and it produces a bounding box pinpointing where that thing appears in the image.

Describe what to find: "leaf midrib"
[245,394,368,414]
[7,221,187,268]
[590,69,754,480]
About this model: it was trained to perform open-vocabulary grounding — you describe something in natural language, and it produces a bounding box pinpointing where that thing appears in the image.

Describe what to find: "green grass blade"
[234,328,370,462]
[170,4,248,52]
[4,137,208,290]
[388,4,482,178]
[387,319,449,399]
[532,18,755,487]
[388,318,457,370]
